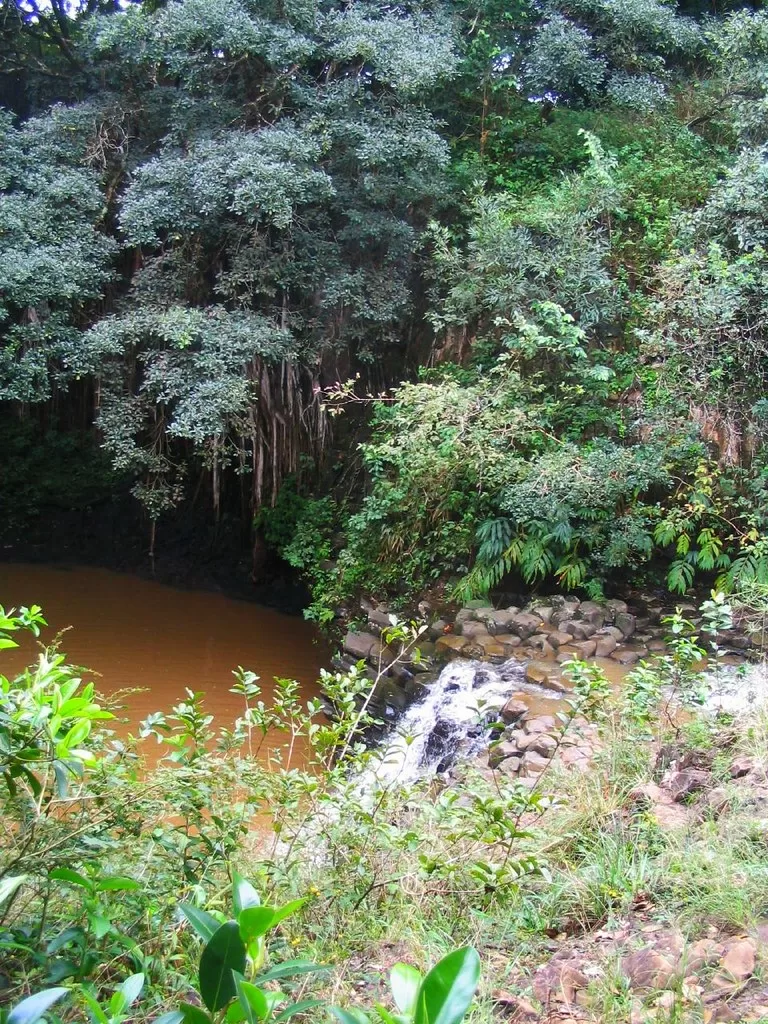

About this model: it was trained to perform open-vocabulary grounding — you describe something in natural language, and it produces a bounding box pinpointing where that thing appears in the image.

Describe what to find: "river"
[1,563,328,759]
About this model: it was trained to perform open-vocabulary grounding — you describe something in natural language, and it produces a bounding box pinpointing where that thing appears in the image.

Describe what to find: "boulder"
[368,608,393,629]
[493,633,523,655]
[427,618,449,640]
[475,635,507,659]
[719,939,756,982]
[343,630,378,659]
[506,612,543,639]
[562,620,597,641]
[571,639,597,658]
[595,635,618,658]
[526,715,557,734]
[616,612,637,638]
[667,768,709,802]
[621,949,678,991]
[522,750,550,774]
[458,619,490,639]
[501,698,529,725]
[547,629,574,649]
[577,601,607,626]
[604,598,629,619]
[532,960,589,1006]
[518,732,557,757]
[435,635,469,658]
[528,634,555,657]
[481,609,518,635]
[488,740,520,768]
[611,649,642,665]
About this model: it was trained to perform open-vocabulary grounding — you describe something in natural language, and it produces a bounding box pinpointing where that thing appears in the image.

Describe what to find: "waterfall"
[361,657,561,791]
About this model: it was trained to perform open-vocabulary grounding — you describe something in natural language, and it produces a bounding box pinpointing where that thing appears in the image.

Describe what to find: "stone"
[427,619,449,640]
[481,609,518,635]
[532,960,589,1006]
[532,605,554,624]
[368,608,393,629]
[522,750,550,774]
[563,619,597,640]
[456,619,487,639]
[621,948,678,991]
[571,639,597,658]
[730,755,754,778]
[464,600,494,611]
[475,634,507,657]
[435,635,469,658]
[656,991,676,1014]
[501,698,529,725]
[506,612,543,640]
[343,630,378,659]
[595,635,618,658]
[598,625,625,642]
[526,715,557,733]
[703,787,730,816]
[551,595,581,612]
[410,640,435,670]
[499,756,522,774]
[719,939,756,981]
[616,612,637,638]
[605,598,629,619]
[518,732,557,757]
[493,633,522,653]
[491,993,538,1019]
[685,939,725,973]
[667,768,709,802]
[611,649,642,665]
[546,630,574,649]
[528,634,556,657]
[578,601,607,626]
[556,648,577,664]
[488,740,520,768]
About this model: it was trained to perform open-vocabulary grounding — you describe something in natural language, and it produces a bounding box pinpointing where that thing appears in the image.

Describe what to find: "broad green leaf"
[199,922,247,1012]
[329,1009,370,1024]
[8,988,69,1024]
[97,877,140,892]
[413,948,480,1024]
[0,875,27,905]
[180,904,221,943]
[254,960,323,983]
[373,1005,401,1024]
[234,976,269,1024]
[272,999,324,1022]
[83,990,110,1024]
[232,874,261,914]
[118,973,145,1009]
[153,1014,184,1024]
[179,1004,213,1024]
[238,907,274,945]
[391,964,422,1016]
[268,899,306,928]
[49,868,93,892]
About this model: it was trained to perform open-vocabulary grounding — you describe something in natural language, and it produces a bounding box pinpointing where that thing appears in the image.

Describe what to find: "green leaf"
[234,976,269,1024]
[49,868,93,892]
[179,1004,213,1024]
[97,876,141,892]
[238,907,274,945]
[272,999,324,1022]
[329,1010,370,1024]
[118,973,145,1010]
[391,964,422,1016]
[254,960,323,983]
[180,904,221,943]
[268,899,306,928]
[199,922,247,1012]
[413,948,480,1024]
[8,988,69,1024]
[232,875,261,914]
[153,1014,184,1024]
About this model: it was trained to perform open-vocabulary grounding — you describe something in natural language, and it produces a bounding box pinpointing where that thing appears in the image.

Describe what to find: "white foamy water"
[704,659,768,715]
[361,658,551,791]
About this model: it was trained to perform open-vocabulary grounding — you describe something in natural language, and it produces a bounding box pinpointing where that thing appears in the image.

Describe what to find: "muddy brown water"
[1,563,329,763]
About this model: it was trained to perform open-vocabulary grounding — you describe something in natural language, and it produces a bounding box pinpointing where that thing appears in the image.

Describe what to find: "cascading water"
[361,657,563,792]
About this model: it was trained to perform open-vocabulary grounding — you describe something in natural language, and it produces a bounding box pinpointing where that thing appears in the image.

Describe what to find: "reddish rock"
[526,715,557,734]
[500,698,529,725]
[686,939,725,973]
[595,636,618,658]
[532,960,589,1006]
[667,768,709,802]
[719,939,756,981]
[621,948,678,991]
[730,755,755,779]
[435,635,469,657]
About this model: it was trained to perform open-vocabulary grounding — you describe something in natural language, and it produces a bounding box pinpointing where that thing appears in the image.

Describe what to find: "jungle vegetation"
[4,0,768,609]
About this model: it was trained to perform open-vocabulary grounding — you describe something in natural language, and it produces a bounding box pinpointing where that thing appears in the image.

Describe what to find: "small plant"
[330,946,481,1024]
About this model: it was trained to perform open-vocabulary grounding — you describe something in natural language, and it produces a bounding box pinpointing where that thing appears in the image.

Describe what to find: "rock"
[719,939,756,981]
[703,787,730,816]
[571,639,598,658]
[653,803,690,829]
[475,634,507,658]
[616,612,637,638]
[563,620,597,641]
[499,756,522,774]
[686,939,725,973]
[506,612,543,640]
[427,618,449,640]
[667,768,709,802]
[435,635,469,658]
[528,634,556,657]
[343,630,378,659]
[368,608,394,629]
[410,640,435,670]
[595,636,618,658]
[656,991,676,1014]
[524,662,567,692]
[522,750,550,774]
[456,619,488,639]
[611,649,642,665]
[605,598,629,619]
[598,625,625,642]
[481,609,518,635]
[621,948,678,991]
[501,698,529,725]
[526,715,557,734]
[578,601,607,626]
[551,595,581,612]
[532,960,589,1006]
[546,630,574,649]
[518,732,557,757]
[647,638,667,652]
[488,740,520,768]
[532,605,554,624]
[730,755,754,778]
[464,600,494,611]
[493,633,522,653]
[491,993,538,1019]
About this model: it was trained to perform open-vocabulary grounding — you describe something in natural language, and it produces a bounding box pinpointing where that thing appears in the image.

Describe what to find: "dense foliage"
[5,0,768,601]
